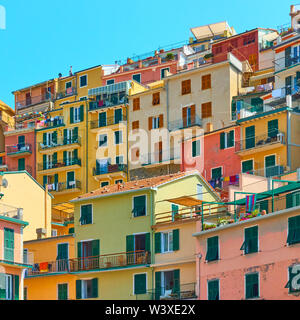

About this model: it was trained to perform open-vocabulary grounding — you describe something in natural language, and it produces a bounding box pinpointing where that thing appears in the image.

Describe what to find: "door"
[245,126,255,149]
[265,155,276,177]
[82,241,93,270]
[18,158,25,171]
[4,228,14,262]
[57,243,69,272]
[134,234,146,264]
[25,93,31,106]
[5,275,13,300]
[67,171,75,189]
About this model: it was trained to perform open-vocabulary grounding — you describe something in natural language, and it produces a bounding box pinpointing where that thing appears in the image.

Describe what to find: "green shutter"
[70,107,74,124]
[53,152,57,165]
[0,273,6,300]
[286,76,292,95]
[99,112,106,127]
[14,275,19,300]
[155,233,161,254]
[173,269,180,296]
[265,155,275,168]
[43,155,47,170]
[206,236,219,262]
[172,204,179,221]
[134,274,147,295]
[155,272,161,300]
[92,278,98,298]
[76,280,82,299]
[211,167,222,179]
[242,160,253,173]
[79,105,84,122]
[58,284,68,300]
[43,133,47,145]
[245,273,259,299]
[43,175,48,187]
[173,229,180,251]
[259,199,269,213]
[4,228,14,261]
[245,126,255,149]
[126,235,134,253]
[92,240,100,257]
[287,215,300,245]
[74,127,79,142]
[63,129,67,144]
[63,151,67,164]
[54,174,58,186]
[18,158,25,171]
[244,226,258,254]
[74,149,78,162]
[220,132,225,150]
[145,233,150,252]
[208,279,219,300]
[53,131,57,144]
[77,242,82,258]
[18,135,25,145]
[133,195,146,217]
[228,130,234,147]
[268,119,278,138]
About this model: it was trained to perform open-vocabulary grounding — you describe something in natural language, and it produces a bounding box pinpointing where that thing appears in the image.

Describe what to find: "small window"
[192,140,200,157]
[106,79,115,85]
[133,98,140,111]
[115,179,123,184]
[114,131,122,145]
[206,236,219,262]
[211,167,222,179]
[287,215,300,245]
[220,130,234,149]
[152,92,160,105]
[133,195,146,217]
[208,279,219,300]
[245,273,259,299]
[58,283,68,300]
[181,79,191,95]
[240,226,258,254]
[132,74,141,83]
[134,274,147,295]
[161,231,173,253]
[101,181,109,187]
[80,75,87,88]
[202,74,211,90]
[242,160,254,174]
[161,68,170,79]
[116,155,123,164]
[66,81,72,89]
[80,204,92,225]
[202,102,212,118]
[99,134,108,147]
[132,120,139,130]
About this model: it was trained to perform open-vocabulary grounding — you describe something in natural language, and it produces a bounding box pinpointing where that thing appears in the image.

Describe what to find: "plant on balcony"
[166,53,174,61]
[203,223,217,230]
[204,53,213,59]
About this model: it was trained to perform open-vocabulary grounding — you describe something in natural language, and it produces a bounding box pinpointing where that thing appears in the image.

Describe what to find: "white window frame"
[223,130,235,149]
[133,272,148,295]
[5,274,13,300]
[79,75,88,88]
[161,67,170,79]
[192,140,201,158]
[152,116,160,129]
[81,278,93,299]
[73,106,80,123]
[132,194,147,218]
[161,231,174,253]
[243,225,259,256]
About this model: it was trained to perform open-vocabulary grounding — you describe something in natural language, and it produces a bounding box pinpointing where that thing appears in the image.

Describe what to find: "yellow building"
[23,234,76,300]
[0,171,52,241]
[236,106,300,177]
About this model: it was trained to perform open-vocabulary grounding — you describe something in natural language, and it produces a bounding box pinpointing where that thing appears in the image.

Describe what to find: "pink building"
[193,182,300,300]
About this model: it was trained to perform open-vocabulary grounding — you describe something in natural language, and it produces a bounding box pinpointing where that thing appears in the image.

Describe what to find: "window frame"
[245,272,260,300]
[161,231,174,253]
[133,273,148,295]
[114,130,123,145]
[181,79,191,95]
[79,75,88,88]
[132,194,147,218]
[98,134,108,148]
[241,225,259,255]
[80,204,93,226]
[192,140,201,157]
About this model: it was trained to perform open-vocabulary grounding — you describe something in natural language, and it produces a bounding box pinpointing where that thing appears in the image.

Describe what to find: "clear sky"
[0,0,292,108]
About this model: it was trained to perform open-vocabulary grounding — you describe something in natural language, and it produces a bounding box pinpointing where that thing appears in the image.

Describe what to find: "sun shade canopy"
[191,21,232,40]
[167,196,203,206]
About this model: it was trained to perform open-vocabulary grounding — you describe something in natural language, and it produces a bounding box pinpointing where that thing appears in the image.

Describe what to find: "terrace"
[93,164,127,177]
[56,87,77,100]
[15,93,54,111]
[39,136,81,152]
[168,115,202,132]
[38,157,81,173]
[6,143,32,157]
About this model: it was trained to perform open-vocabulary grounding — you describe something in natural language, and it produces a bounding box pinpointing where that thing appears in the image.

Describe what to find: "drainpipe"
[196,253,202,300]
[287,110,291,170]
[85,99,89,193]
[166,80,170,131]
[150,188,156,296]
[126,104,130,181]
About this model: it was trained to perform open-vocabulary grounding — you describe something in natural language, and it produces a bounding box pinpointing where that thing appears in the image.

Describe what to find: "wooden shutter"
[242,160,253,173]
[74,127,79,142]
[220,132,225,150]
[92,278,98,298]
[202,74,211,90]
[155,233,161,254]
[155,272,161,300]
[76,280,82,299]
[148,117,153,130]
[190,105,195,124]
[70,107,74,124]
[159,114,164,128]
[134,274,147,295]
[245,273,258,299]
[182,107,187,127]
[206,236,219,261]
[244,226,258,254]
[202,102,212,118]
[208,280,219,300]
[153,93,160,105]
[43,133,47,145]
[92,240,100,257]
[173,229,180,251]
[126,235,134,253]
[54,174,58,186]
[132,121,139,130]
[79,105,84,122]
[14,275,19,300]
[63,151,67,164]
[18,158,25,171]
[133,98,140,111]
[182,79,191,95]
[145,233,150,253]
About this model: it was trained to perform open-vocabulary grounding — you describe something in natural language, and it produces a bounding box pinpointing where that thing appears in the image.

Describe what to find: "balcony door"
[182,105,195,128]
[245,126,255,149]
[57,243,69,272]
[265,155,276,177]
[67,171,75,189]
[155,269,180,299]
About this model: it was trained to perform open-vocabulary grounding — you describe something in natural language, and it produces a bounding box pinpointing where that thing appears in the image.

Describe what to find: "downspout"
[166,80,170,131]
[287,110,291,170]
[126,103,130,181]
[85,99,89,193]
[150,188,156,297]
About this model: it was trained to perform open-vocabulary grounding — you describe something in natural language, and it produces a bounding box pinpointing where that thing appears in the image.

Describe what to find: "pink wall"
[195,208,300,300]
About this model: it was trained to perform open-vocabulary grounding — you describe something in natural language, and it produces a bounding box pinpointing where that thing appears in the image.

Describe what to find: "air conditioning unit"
[51,230,57,237]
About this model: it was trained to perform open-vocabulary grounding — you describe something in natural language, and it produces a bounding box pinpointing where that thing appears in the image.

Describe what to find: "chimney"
[58,73,62,78]
[69,66,73,76]
[291,5,295,15]
[36,228,46,240]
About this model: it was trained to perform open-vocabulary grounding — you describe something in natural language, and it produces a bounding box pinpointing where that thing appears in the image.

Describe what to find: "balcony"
[275,55,300,73]
[249,165,286,178]
[93,164,127,176]
[56,88,77,100]
[90,114,127,130]
[15,93,54,111]
[5,122,36,134]
[48,180,81,194]
[0,248,34,267]
[36,117,65,130]
[26,251,150,276]
[235,131,285,155]
[168,116,202,132]
[89,96,128,111]
[141,148,181,167]
[10,165,33,175]
[39,136,81,152]
[6,143,32,157]
[38,158,81,173]
[266,85,300,107]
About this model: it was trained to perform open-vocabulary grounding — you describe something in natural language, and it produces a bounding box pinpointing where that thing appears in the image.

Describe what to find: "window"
[132,74,141,83]
[152,92,160,105]
[116,155,123,165]
[182,105,195,127]
[106,79,115,85]
[66,171,75,189]
[149,115,163,130]
[80,204,92,225]
[133,98,140,111]
[268,119,278,138]
[4,228,14,261]
[192,140,200,157]
[132,120,139,130]
[265,155,276,177]
[99,134,107,147]
[152,116,160,129]
[133,195,146,217]
[114,108,123,124]
[286,191,300,209]
[286,76,292,95]
[205,236,219,262]
[245,273,259,299]
[101,181,109,187]
[79,75,87,87]
[99,112,106,127]
[285,265,300,293]
[171,204,179,221]
[242,160,254,174]
[76,279,98,299]
[287,215,300,245]
[162,231,173,253]
[181,79,191,95]
[155,230,179,253]
[115,179,123,184]
[220,130,234,149]
[211,167,222,179]
[74,107,81,123]
[134,274,147,295]
[58,283,68,300]
[114,131,122,144]
[66,81,72,89]
[208,279,219,300]
[161,68,169,79]
[202,102,212,118]
[202,74,211,90]
[240,226,258,254]
[18,158,25,171]
[245,125,255,149]
[155,270,180,299]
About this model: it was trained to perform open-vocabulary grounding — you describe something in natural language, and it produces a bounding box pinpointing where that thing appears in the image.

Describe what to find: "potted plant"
[166,53,174,61]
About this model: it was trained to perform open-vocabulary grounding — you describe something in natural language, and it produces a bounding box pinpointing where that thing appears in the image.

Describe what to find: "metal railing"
[10,165,33,175]
[90,114,127,129]
[93,164,127,176]
[1,248,34,266]
[38,117,64,129]
[38,158,81,171]
[56,88,77,100]
[249,165,285,178]
[275,55,300,73]
[89,95,128,111]
[168,116,202,131]
[235,131,285,153]
[6,143,32,155]
[141,148,181,166]
[39,136,81,151]
[5,122,36,132]
[15,93,54,110]
[0,204,23,221]
[47,180,81,192]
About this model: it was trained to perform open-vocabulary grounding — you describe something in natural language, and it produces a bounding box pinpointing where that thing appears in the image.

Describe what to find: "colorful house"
[193,181,300,300]
[0,202,30,300]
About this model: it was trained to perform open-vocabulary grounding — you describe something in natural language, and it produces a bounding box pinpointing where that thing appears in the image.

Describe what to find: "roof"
[0,100,15,115]
[71,170,207,203]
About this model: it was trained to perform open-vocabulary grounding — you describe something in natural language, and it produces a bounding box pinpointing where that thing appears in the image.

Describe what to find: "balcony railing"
[235,131,285,153]
[15,93,54,110]
[93,164,127,176]
[37,117,65,129]
[90,114,127,129]
[56,88,77,100]
[1,248,34,266]
[10,165,33,175]
[136,283,197,300]
[248,165,285,178]
[47,180,81,192]
[168,116,202,131]
[26,251,150,276]
[141,148,181,166]
[38,158,81,171]
[89,96,128,111]
[0,204,23,221]
[5,122,36,132]
[39,136,81,151]
[6,143,32,156]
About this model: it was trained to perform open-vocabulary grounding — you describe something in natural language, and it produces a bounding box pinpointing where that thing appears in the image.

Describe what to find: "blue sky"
[0,0,291,108]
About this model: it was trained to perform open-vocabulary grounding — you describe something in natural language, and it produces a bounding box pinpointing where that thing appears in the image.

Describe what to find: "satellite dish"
[2,179,8,188]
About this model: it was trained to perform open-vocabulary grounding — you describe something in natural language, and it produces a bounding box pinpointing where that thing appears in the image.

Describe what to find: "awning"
[167,196,203,206]
[88,81,130,97]
[191,21,231,40]
[261,31,279,42]
[52,202,74,214]
[249,71,274,83]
